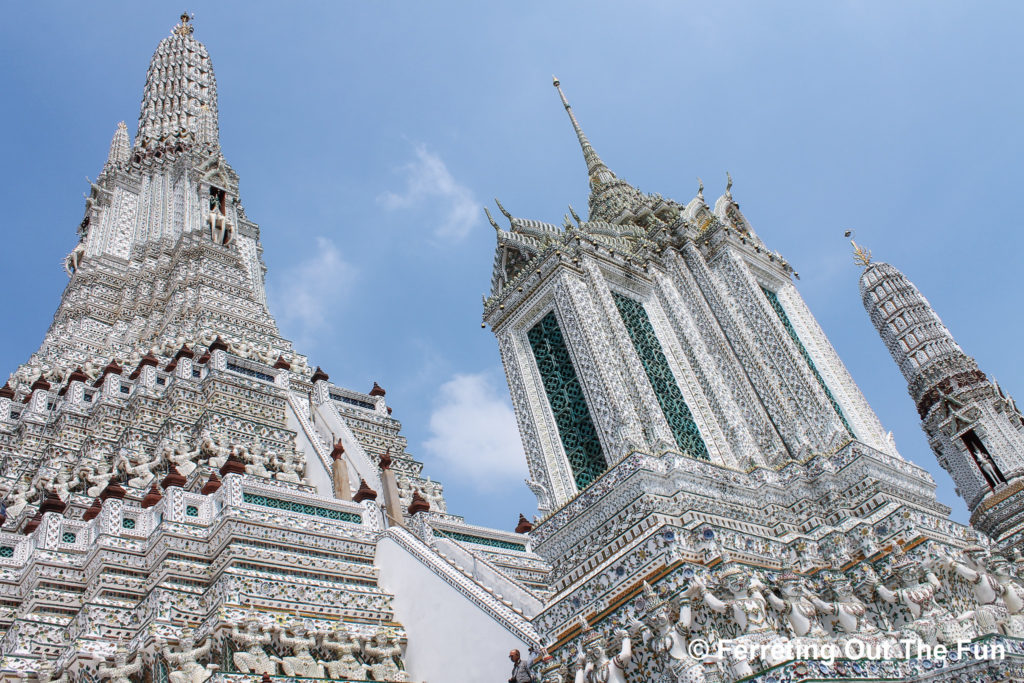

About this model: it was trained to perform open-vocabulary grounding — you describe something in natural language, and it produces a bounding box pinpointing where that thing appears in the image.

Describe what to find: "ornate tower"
[480,80,984,676]
[0,16,552,681]
[485,78,907,514]
[858,248,1024,546]
[41,12,278,369]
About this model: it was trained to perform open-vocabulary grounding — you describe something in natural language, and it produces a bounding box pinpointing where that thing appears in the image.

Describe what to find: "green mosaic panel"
[122,518,136,529]
[761,287,854,437]
[243,492,361,523]
[0,546,13,558]
[434,529,526,552]
[612,293,709,460]
[61,532,76,543]
[185,505,199,517]
[527,311,607,489]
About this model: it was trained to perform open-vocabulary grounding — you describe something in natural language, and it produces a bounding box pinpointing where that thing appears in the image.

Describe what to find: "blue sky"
[2,2,1022,531]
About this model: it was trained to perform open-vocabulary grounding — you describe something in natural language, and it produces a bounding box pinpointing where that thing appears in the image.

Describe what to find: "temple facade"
[2,12,1024,683]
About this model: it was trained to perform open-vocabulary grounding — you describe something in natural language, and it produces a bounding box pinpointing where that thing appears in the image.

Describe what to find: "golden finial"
[174,12,194,36]
[845,230,872,268]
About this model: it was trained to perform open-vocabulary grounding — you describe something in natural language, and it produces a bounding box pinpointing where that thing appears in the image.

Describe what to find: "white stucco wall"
[375,534,532,683]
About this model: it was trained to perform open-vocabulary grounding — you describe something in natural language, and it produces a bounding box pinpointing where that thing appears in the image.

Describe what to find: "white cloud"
[423,372,527,489]
[379,144,479,241]
[268,237,356,349]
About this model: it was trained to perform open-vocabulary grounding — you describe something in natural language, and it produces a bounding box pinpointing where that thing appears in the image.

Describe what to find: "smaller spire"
[408,489,430,516]
[201,473,222,495]
[106,122,130,169]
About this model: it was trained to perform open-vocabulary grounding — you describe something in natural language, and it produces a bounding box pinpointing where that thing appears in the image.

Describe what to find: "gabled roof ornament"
[697,177,704,201]
[483,207,502,232]
[725,172,733,200]
[568,205,582,227]
[494,198,513,221]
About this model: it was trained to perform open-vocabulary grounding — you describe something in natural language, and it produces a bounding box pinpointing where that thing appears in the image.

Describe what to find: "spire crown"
[851,240,872,268]
[136,14,218,151]
[551,77,616,190]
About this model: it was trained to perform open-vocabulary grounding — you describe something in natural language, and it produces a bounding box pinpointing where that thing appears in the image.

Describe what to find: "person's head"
[509,649,520,663]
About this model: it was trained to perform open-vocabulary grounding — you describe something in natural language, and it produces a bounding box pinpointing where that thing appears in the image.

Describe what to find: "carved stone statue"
[229,608,279,675]
[97,643,142,683]
[5,478,31,519]
[274,451,303,484]
[639,581,705,683]
[82,461,115,499]
[34,659,68,683]
[243,446,271,479]
[765,570,827,641]
[989,552,1024,636]
[277,618,325,678]
[941,546,1006,635]
[65,243,86,276]
[53,470,82,501]
[157,628,217,683]
[811,572,895,652]
[126,452,159,490]
[870,554,968,647]
[200,434,230,469]
[164,440,199,478]
[321,623,369,680]
[362,629,410,682]
[975,450,1005,487]
[572,616,631,683]
[695,565,789,678]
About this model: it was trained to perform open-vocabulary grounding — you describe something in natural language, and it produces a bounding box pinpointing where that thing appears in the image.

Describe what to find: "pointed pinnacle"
[551,77,613,181]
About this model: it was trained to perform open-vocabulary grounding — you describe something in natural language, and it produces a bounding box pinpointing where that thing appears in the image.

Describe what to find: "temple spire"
[105,121,130,169]
[552,76,617,190]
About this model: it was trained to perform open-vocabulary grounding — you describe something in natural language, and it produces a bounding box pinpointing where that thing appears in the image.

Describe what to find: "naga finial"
[725,172,733,198]
[494,198,512,221]
[697,177,704,200]
[568,204,582,227]
[483,207,501,233]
